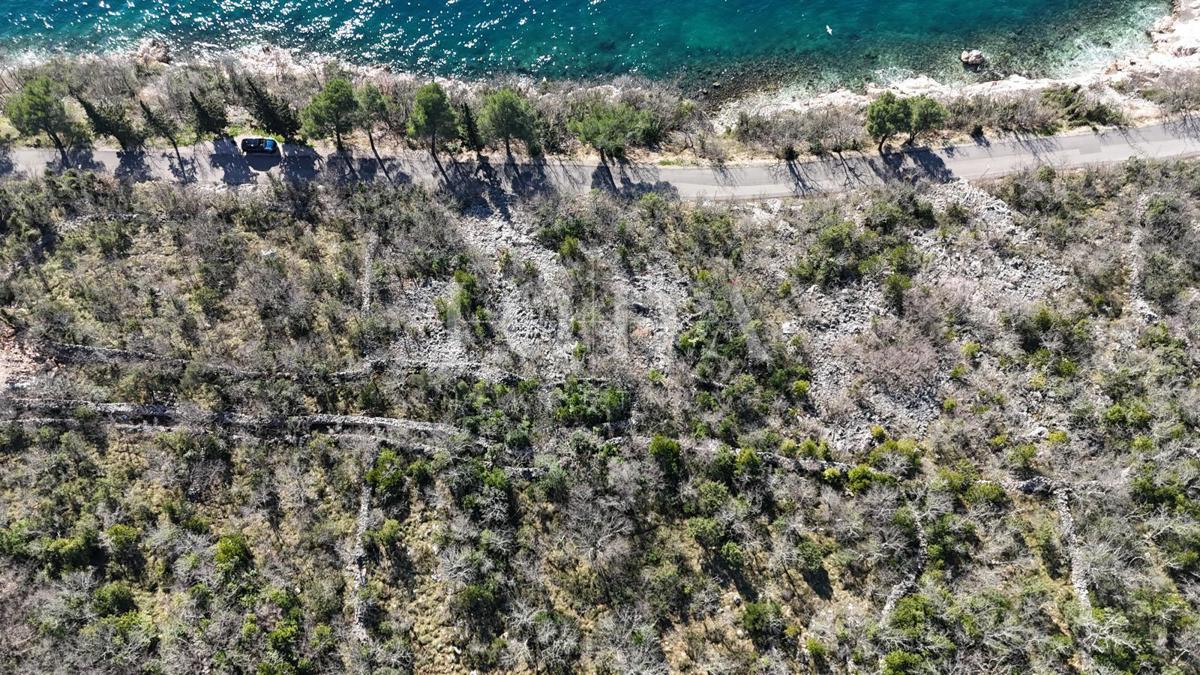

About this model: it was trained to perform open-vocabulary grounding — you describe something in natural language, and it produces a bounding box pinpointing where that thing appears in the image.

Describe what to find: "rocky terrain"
[0,159,1198,673]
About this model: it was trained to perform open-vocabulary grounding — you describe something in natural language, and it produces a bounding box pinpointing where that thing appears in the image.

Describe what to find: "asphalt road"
[3,120,1200,200]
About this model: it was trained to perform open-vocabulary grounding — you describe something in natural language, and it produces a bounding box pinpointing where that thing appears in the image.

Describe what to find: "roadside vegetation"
[0,153,1198,673]
[0,56,1174,172]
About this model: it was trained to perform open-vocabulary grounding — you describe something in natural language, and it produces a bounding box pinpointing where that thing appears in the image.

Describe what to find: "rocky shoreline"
[4,1,1197,142]
[715,0,1200,127]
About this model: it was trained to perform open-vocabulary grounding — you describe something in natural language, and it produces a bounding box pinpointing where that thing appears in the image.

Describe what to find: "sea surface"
[0,0,1172,88]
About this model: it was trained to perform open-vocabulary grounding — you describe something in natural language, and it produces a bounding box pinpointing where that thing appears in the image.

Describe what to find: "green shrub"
[685,517,725,549]
[553,378,631,427]
[568,101,657,159]
[1042,85,1124,127]
[741,600,783,643]
[692,480,731,516]
[366,448,409,501]
[882,650,926,675]
[734,447,762,478]
[215,533,253,578]
[719,541,744,568]
[43,531,98,573]
[806,637,829,668]
[795,536,827,572]
[455,581,500,622]
[883,273,913,314]
[926,513,977,570]
[648,435,683,478]
[963,481,1008,507]
[367,518,404,548]
[890,594,934,637]
[94,581,137,616]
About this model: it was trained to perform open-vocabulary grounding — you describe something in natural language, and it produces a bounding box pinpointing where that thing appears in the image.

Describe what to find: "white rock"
[960,49,987,68]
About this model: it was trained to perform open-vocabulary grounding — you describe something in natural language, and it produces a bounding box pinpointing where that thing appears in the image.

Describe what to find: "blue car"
[240,137,279,155]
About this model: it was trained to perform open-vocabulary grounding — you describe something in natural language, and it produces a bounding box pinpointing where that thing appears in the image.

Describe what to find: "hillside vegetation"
[0,159,1199,673]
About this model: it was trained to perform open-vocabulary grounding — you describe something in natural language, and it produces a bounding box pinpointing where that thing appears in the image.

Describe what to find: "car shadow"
[246,153,282,173]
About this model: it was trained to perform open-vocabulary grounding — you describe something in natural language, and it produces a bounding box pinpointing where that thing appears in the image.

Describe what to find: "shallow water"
[0,0,1171,87]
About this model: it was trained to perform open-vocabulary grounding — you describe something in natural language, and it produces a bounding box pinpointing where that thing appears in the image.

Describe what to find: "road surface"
[3,121,1200,200]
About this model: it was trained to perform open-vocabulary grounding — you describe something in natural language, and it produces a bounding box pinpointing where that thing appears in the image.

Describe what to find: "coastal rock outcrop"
[960,49,986,69]
[136,38,172,64]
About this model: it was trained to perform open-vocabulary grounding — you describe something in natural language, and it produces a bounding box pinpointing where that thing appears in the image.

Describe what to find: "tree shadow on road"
[208,138,254,185]
[322,151,362,184]
[590,159,678,200]
[168,153,196,184]
[115,150,152,182]
[1007,132,1060,162]
[351,149,411,186]
[1162,112,1200,141]
[0,142,15,178]
[281,148,319,184]
[868,147,955,185]
[61,145,105,174]
[825,152,874,189]
[446,157,512,220]
[905,148,955,182]
[769,159,823,197]
[505,155,554,199]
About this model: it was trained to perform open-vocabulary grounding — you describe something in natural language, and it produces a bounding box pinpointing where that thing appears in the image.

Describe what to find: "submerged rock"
[960,49,986,69]
[136,38,172,64]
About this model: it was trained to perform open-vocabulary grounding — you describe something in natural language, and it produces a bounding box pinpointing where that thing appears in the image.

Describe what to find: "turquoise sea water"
[0,0,1172,88]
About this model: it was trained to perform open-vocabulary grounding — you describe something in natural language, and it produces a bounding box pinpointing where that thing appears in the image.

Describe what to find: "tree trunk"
[47,129,70,168]
[877,137,886,154]
[504,136,511,158]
